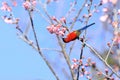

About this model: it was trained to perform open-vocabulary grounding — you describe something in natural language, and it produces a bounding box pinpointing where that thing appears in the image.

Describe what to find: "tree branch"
[28,11,59,80]
[56,36,75,80]
[84,42,120,78]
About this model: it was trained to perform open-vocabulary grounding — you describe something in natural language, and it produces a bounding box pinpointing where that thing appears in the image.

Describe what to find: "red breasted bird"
[62,23,95,43]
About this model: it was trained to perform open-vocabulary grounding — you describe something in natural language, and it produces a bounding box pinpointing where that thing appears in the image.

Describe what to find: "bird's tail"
[77,22,95,32]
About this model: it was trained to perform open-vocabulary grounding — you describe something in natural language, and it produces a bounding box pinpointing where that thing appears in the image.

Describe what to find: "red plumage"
[62,31,78,43]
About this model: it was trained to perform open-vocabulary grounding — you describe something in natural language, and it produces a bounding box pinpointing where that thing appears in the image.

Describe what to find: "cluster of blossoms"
[112,21,120,44]
[71,58,96,70]
[113,29,120,43]
[0,2,12,12]
[47,24,67,36]
[100,0,120,23]
[47,16,67,36]
[0,1,19,24]
[71,58,116,80]
[99,0,120,46]
[101,0,118,5]
[23,0,36,10]
[71,58,93,80]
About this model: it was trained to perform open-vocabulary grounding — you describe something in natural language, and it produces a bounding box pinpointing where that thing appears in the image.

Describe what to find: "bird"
[62,23,95,43]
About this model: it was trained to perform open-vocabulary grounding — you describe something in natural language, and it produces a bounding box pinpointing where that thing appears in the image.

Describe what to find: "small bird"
[62,23,95,43]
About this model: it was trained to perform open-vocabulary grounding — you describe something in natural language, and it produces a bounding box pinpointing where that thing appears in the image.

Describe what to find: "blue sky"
[0,0,114,80]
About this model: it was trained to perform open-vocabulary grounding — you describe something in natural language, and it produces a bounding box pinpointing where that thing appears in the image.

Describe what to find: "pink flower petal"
[1,2,12,12]
[102,0,109,4]
[58,31,65,36]
[102,7,109,12]
[23,1,31,10]
[60,17,66,24]
[12,1,17,6]
[32,0,37,6]
[46,26,53,34]
[100,14,108,22]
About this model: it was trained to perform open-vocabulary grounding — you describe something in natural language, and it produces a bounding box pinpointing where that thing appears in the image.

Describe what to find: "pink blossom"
[105,68,109,74]
[57,31,65,36]
[51,16,57,21]
[112,21,118,28]
[102,0,109,4]
[60,17,66,24]
[47,24,66,36]
[102,0,118,4]
[71,63,78,69]
[97,72,102,76]
[23,1,31,10]
[71,65,74,70]
[80,74,83,77]
[88,13,92,17]
[114,32,120,43]
[82,14,88,18]
[12,1,17,7]
[61,27,67,33]
[86,76,91,80]
[87,57,91,63]
[72,58,78,62]
[85,63,89,67]
[84,71,90,75]
[102,7,109,12]
[53,26,59,33]
[100,14,108,22]
[46,25,54,34]
[32,0,37,6]
[56,24,62,28]
[1,2,12,12]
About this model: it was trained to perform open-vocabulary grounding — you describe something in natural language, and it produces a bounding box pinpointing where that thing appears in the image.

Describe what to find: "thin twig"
[65,1,77,18]
[40,48,61,53]
[105,40,115,61]
[76,1,93,79]
[38,0,53,24]
[83,0,93,39]
[105,7,118,62]
[84,42,120,78]
[18,35,62,53]
[37,1,75,79]
[95,68,112,79]
[28,11,59,80]
[70,0,87,30]
[34,7,51,24]
[77,45,84,80]
[56,36,75,80]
